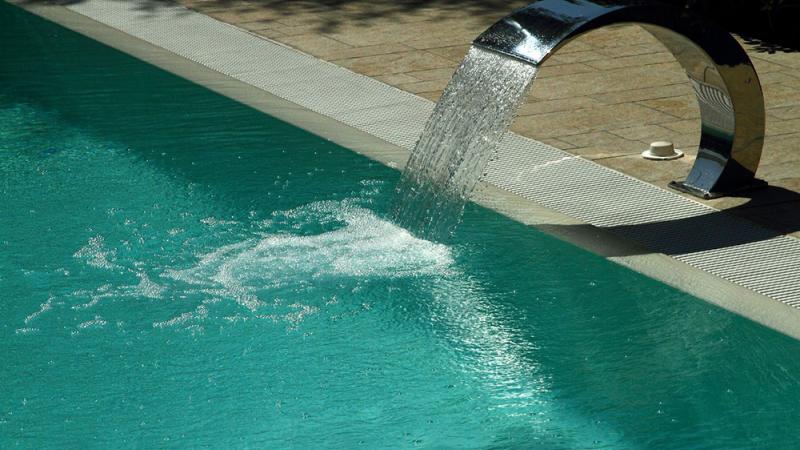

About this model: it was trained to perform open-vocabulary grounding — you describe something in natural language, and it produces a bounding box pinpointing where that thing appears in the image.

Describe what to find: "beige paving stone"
[770,177,800,193]
[251,28,285,40]
[269,5,456,29]
[591,83,692,105]
[763,83,800,109]
[559,131,641,149]
[278,34,352,58]
[179,0,230,9]
[661,119,701,135]
[512,103,677,138]
[201,8,285,25]
[324,3,517,29]
[319,22,420,47]
[752,51,800,70]
[536,137,578,150]
[609,125,700,150]
[576,25,657,48]
[322,43,414,61]
[535,63,595,79]
[546,50,608,66]
[596,43,667,58]
[759,161,800,180]
[765,119,800,136]
[322,20,486,48]
[405,33,483,51]
[332,51,453,76]
[529,63,688,101]
[673,139,701,151]
[552,40,594,54]
[405,67,456,81]
[759,134,800,167]
[373,73,419,86]
[757,71,798,85]
[397,78,451,94]
[516,97,605,116]
[419,91,442,102]
[269,11,330,28]
[557,131,619,148]
[271,4,472,29]
[257,24,320,37]
[234,20,282,33]
[609,124,676,142]
[637,95,700,120]
[425,45,471,63]
[767,105,800,121]
[585,51,674,71]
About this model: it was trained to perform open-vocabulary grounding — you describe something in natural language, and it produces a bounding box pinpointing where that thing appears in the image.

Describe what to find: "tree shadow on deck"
[19,0,800,51]
[20,0,531,34]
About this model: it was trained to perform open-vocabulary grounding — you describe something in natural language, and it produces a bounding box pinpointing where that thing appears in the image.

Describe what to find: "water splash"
[392,46,538,240]
[163,201,453,314]
[22,199,453,334]
[73,235,119,270]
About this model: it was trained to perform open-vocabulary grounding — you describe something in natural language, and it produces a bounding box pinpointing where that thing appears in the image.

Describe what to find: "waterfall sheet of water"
[391,46,538,241]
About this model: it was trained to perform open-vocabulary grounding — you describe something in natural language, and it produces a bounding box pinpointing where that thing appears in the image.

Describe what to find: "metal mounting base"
[669,179,768,200]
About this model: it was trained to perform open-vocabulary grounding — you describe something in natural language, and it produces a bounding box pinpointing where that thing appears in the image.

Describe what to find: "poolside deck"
[179,0,800,239]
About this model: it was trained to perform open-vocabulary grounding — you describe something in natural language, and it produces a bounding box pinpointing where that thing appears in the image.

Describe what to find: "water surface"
[3,3,800,448]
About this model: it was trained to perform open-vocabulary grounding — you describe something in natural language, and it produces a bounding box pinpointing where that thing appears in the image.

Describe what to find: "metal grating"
[64,0,800,307]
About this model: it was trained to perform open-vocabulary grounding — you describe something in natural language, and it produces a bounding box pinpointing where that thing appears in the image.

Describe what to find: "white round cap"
[642,141,684,160]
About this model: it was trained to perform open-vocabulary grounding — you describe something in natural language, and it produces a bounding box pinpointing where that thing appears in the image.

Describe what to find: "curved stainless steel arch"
[474,0,766,199]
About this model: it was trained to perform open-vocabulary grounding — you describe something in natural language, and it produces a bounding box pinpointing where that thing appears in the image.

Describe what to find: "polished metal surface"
[474,0,766,199]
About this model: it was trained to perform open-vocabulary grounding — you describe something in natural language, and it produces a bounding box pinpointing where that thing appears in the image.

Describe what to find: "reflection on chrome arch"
[474,0,766,199]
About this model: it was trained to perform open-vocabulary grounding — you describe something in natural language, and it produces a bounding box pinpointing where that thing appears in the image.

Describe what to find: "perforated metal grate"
[64,0,800,307]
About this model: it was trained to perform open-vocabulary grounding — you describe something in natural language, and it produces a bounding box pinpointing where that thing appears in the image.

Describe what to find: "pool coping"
[14,0,800,340]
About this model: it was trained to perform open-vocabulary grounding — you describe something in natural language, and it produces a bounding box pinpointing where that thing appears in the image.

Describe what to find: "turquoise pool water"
[4,3,800,448]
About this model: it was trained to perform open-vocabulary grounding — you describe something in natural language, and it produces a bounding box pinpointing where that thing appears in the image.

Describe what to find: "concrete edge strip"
[14,1,800,339]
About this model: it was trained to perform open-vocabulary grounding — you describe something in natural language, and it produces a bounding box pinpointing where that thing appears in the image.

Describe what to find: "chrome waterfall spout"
[473,0,766,199]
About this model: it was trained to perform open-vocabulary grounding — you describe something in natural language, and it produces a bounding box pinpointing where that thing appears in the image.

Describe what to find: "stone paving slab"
[178,0,800,238]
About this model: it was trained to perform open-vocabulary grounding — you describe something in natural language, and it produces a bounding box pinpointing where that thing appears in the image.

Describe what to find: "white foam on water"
[153,311,195,329]
[22,199,453,333]
[78,316,107,329]
[24,296,55,324]
[14,327,39,335]
[133,272,165,299]
[200,217,238,227]
[152,201,453,327]
[71,284,113,310]
[73,235,119,270]
[72,316,108,335]
[165,201,453,293]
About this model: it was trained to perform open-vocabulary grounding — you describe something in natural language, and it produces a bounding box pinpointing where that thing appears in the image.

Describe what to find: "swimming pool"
[3,2,800,448]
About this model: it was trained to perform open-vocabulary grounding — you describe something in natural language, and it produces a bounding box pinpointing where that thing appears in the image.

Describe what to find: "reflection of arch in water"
[474,0,766,199]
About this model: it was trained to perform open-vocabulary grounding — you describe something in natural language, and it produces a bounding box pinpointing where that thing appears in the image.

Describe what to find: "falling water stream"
[392,46,538,240]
